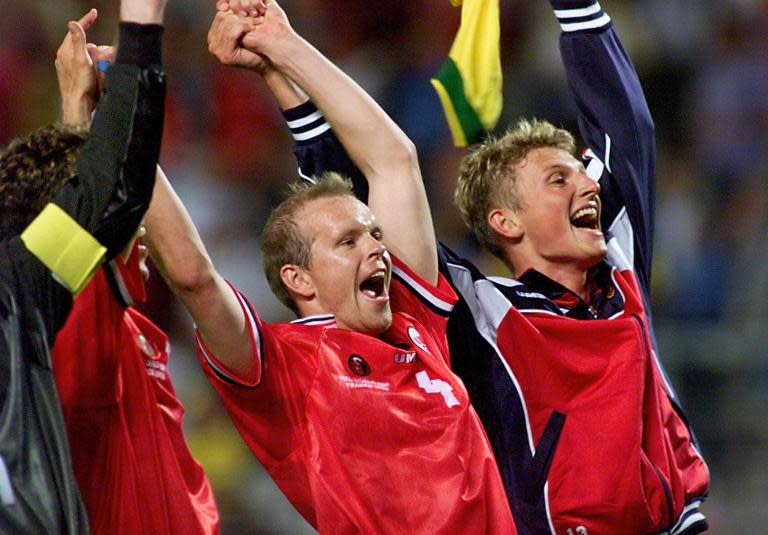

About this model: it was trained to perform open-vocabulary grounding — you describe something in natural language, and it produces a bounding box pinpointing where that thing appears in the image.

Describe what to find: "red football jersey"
[197,256,516,534]
[52,258,219,535]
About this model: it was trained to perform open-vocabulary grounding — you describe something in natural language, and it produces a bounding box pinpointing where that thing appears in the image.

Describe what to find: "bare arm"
[206,10,307,110]
[144,168,259,380]
[214,4,438,283]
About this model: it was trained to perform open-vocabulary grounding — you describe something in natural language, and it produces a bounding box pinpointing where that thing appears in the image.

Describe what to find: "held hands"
[55,9,115,125]
[207,10,267,72]
[208,0,294,72]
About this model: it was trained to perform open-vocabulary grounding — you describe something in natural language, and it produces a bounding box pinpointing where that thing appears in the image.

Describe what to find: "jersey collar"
[517,261,624,319]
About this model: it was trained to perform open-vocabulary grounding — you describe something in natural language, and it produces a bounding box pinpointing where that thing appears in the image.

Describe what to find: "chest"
[302,317,468,446]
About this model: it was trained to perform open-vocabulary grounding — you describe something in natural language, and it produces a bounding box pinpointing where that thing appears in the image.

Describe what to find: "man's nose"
[577,172,600,197]
[365,234,386,257]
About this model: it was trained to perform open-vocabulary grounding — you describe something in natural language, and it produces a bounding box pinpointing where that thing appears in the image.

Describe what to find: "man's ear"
[280,264,315,300]
[488,207,523,240]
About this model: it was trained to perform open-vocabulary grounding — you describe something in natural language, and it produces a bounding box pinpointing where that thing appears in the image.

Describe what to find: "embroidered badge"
[407,326,428,352]
[348,354,371,376]
[136,333,156,358]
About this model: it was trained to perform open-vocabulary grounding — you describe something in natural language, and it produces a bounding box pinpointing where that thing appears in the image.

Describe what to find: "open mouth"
[359,270,388,300]
[570,206,600,230]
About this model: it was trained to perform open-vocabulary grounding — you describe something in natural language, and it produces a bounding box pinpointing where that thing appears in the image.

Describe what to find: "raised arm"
[9,1,167,341]
[206,11,369,201]
[214,2,438,283]
[57,0,167,260]
[550,0,656,290]
[143,168,259,382]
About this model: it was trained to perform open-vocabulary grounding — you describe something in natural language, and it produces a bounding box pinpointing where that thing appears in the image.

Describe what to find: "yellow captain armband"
[21,203,107,296]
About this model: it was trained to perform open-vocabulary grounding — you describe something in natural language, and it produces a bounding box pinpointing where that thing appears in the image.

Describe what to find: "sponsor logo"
[145,360,167,380]
[339,375,390,392]
[348,354,371,376]
[407,326,428,352]
[394,351,417,364]
[515,290,546,299]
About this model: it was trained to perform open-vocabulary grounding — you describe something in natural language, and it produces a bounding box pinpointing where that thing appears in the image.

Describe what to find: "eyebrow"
[544,161,586,174]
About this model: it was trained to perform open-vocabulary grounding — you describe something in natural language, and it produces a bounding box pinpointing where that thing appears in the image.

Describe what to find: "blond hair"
[454,118,575,260]
[262,172,355,313]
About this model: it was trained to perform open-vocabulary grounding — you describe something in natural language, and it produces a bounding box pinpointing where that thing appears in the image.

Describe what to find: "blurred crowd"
[1,0,766,532]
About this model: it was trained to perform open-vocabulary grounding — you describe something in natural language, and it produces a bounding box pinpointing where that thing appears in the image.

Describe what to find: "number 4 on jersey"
[416,371,460,408]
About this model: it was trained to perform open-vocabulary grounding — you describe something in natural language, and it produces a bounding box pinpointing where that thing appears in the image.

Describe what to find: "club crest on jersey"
[136,333,157,358]
[407,326,428,352]
[394,351,417,364]
[348,354,371,376]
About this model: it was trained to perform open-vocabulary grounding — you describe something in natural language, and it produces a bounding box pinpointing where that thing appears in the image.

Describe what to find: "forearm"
[145,168,258,380]
[269,34,416,181]
[144,168,216,297]
[279,39,438,281]
[61,94,93,126]
[262,65,308,110]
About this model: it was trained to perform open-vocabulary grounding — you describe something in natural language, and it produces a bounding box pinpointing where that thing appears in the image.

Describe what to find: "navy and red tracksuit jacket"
[278,2,710,533]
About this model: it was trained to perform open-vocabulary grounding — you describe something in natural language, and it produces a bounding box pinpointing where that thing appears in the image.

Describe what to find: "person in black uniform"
[0,0,168,532]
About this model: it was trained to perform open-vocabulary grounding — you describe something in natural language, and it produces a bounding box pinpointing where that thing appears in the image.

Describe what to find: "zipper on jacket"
[632,313,674,531]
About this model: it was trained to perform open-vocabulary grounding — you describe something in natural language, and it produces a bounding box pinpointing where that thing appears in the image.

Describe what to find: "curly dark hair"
[0,123,89,239]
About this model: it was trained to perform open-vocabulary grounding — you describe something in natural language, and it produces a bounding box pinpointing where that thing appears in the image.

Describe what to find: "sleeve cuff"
[281,101,331,142]
[282,100,318,122]
[116,22,164,66]
[550,1,612,32]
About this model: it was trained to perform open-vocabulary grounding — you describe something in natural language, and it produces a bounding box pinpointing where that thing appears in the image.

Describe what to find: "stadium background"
[1,0,766,532]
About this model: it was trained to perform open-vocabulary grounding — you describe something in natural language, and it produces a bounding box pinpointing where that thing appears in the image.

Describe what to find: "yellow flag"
[431,0,502,146]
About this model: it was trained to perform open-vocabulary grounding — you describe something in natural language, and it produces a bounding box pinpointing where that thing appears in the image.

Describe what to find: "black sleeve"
[283,101,369,202]
[550,0,656,292]
[53,23,166,260]
[11,23,166,339]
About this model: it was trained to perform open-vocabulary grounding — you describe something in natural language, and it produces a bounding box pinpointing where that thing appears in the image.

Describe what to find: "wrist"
[61,99,93,126]
[120,4,165,25]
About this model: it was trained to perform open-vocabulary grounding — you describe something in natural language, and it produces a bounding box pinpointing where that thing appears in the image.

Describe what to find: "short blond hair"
[454,118,575,260]
[262,172,355,313]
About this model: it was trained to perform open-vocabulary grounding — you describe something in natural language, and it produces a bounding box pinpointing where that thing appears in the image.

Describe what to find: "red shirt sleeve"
[388,254,457,363]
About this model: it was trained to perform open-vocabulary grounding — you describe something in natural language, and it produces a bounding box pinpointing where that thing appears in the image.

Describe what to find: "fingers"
[208,10,264,69]
[88,45,115,94]
[67,20,87,49]
[225,0,267,18]
[77,8,98,32]
[88,45,115,65]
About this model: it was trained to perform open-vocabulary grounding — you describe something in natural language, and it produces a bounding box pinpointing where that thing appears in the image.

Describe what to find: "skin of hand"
[216,0,266,19]
[56,9,116,125]
[121,0,168,24]
[208,4,308,109]
[207,10,270,73]
[238,1,294,63]
[56,9,100,125]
